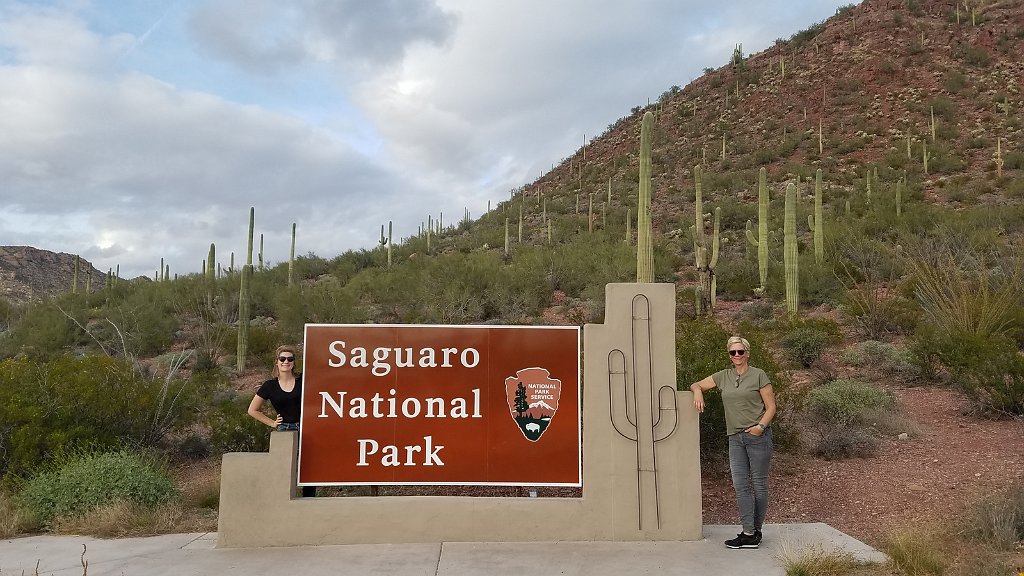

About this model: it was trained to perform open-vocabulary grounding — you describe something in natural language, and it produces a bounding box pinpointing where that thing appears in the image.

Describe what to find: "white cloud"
[1,0,856,278]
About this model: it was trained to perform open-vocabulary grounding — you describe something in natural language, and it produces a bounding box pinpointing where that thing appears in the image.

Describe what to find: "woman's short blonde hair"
[726,336,751,351]
[272,344,299,377]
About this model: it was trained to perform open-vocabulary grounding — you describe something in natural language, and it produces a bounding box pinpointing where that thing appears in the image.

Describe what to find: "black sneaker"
[724,532,759,549]
[754,530,762,544]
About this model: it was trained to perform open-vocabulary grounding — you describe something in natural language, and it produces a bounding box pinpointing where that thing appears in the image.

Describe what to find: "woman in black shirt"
[247,344,315,496]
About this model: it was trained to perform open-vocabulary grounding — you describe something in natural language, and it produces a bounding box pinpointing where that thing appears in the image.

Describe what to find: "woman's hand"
[746,425,764,436]
[692,391,705,413]
[274,415,283,428]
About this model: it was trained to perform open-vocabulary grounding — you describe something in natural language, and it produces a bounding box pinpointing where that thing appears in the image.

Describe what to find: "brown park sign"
[299,324,581,486]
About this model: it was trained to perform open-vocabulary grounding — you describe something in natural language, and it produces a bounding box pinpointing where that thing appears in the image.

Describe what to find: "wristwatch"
[756,423,767,431]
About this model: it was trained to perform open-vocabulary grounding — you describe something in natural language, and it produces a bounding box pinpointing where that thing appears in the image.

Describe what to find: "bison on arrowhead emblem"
[505,367,562,442]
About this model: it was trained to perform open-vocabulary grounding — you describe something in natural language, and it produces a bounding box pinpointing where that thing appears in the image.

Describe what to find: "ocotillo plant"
[745,167,770,294]
[237,207,254,372]
[783,183,799,316]
[807,169,824,264]
[288,224,296,288]
[636,111,654,282]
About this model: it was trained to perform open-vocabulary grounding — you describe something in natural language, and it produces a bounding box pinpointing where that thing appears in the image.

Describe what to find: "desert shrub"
[841,340,921,383]
[804,379,896,459]
[777,318,842,368]
[0,356,206,478]
[780,327,828,368]
[714,256,762,300]
[208,391,271,454]
[735,299,776,323]
[16,450,176,525]
[1,302,81,360]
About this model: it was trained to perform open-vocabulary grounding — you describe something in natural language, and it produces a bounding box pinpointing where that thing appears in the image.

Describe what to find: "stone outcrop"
[0,246,107,305]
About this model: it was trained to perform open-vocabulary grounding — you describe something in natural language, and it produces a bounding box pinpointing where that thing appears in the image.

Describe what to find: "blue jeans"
[728,428,772,534]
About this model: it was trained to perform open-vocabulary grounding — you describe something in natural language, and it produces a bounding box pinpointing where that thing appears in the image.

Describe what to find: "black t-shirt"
[256,375,303,424]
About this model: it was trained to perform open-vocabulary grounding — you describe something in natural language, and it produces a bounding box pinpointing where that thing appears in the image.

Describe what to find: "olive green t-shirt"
[712,366,771,435]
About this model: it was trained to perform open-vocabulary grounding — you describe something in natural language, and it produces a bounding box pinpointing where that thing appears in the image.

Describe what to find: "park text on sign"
[298,324,581,486]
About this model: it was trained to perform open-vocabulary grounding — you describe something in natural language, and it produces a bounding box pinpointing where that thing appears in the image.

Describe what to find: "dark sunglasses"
[278,356,295,362]
[728,350,746,357]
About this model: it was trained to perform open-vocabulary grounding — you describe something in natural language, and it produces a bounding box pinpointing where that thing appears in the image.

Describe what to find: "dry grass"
[776,543,882,576]
[52,499,217,537]
[883,530,946,576]
[0,490,40,538]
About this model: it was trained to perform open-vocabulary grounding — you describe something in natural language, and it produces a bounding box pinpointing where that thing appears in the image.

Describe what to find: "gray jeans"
[728,428,773,534]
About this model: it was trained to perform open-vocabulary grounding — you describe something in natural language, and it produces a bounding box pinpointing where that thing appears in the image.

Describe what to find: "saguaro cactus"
[807,169,824,264]
[745,167,770,294]
[996,138,1004,178]
[237,207,254,372]
[783,183,799,316]
[691,165,719,315]
[636,111,654,282]
[72,255,79,294]
[288,224,296,287]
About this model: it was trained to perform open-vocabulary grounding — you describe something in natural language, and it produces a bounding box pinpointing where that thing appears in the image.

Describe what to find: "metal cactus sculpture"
[691,165,719,315]
[807,169,824,264]
[745,167,770,295]
[636,111,654,282]
[607,294,678,530]
[237,207,254,372]
[783,182,799,316]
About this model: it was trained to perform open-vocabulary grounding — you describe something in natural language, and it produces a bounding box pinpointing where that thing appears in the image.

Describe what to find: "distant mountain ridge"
[0,246,108,305]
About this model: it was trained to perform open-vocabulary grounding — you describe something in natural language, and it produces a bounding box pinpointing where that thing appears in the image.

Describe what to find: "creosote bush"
[16,450,176,525]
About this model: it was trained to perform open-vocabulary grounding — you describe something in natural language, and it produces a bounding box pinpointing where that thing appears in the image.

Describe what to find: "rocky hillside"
[522,0,1023,234]
[0,246,107,305]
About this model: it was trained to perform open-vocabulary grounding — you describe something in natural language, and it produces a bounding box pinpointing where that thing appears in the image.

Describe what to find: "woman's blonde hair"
[272,344,298,377]
[726,335,751,352]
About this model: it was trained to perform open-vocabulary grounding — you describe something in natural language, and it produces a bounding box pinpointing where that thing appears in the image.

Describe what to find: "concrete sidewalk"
[1,524,886,576]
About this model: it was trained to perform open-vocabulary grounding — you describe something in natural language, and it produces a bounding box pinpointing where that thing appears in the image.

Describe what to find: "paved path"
[0,524,885,576]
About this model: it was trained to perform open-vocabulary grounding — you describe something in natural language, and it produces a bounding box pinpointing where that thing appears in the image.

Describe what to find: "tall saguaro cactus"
[807,169,824,264]
[636,111,654,282]
[783,183,799,316]
[691,165,719,315]
[237,207,254,372]
[288,224,296,288]
[745,167,770,294]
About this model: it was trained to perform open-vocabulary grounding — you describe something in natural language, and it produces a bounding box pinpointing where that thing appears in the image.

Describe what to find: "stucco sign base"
[217,283,701,548]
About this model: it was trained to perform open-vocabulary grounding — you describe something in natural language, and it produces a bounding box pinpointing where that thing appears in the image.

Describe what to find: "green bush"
[841,340,921,383]
[780,328,828,368]
[804,379,896,459]
[208,392,271,454]
[16,450,176,525]
[0,356,206,478]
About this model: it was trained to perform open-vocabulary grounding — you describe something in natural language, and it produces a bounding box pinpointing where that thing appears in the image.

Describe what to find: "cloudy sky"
[1,0,854,279]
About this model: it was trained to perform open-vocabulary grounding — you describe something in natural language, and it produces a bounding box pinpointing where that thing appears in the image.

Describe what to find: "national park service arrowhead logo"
[505,367,561,442]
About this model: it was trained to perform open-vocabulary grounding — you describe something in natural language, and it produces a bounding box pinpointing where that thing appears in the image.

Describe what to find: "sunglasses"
[278,356,296,363]
[728,350,746,357]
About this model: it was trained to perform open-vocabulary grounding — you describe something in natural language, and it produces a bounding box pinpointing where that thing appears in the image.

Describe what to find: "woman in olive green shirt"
[691,335,776,549]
